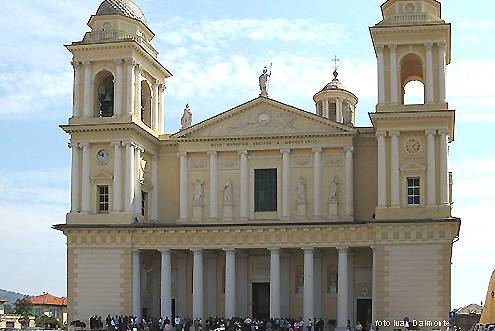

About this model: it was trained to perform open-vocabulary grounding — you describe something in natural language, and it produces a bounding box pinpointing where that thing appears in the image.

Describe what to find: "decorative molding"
[322,155,343,167]
[189,157,208,171]
[219,158,239,170]
[292,155,312,168]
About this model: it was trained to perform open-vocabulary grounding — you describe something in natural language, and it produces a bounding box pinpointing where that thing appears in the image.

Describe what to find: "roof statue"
[96,0,147,24]
[180,104,192,130]
[480,269,495,325]
[259,64,272,98]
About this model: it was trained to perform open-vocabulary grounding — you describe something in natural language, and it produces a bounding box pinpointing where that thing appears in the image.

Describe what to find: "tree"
[36,315,62,329]
[14,296,33,328]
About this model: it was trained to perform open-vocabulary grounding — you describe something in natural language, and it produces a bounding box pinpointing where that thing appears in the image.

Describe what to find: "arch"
[93,70,115,117]
[140,80,152,127]
[400,53,425,105]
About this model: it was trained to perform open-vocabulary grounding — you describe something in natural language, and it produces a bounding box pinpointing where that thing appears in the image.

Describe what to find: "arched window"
[94,70,114,117]
[140,80,152,127]
[400,53,425,105]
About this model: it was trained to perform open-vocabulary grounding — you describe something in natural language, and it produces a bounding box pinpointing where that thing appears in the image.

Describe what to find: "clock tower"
[369,0,455,220]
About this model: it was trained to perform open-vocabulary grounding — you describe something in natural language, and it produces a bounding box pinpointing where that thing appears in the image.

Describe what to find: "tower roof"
[96,0,146,25]
[321,69,345,91]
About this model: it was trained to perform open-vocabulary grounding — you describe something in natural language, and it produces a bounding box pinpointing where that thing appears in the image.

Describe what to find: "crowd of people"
[84,316,355,331]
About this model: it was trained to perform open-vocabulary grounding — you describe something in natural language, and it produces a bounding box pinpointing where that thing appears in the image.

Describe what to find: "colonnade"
[69,141,158,219]
[178,147,354,221]
[71,59,164,131]
[376,129,449,207]
[131,246,377,328]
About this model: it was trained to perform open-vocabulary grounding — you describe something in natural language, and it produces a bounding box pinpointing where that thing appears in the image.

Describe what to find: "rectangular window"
[328,102,337,121]
[254,168,277,212]
[97,185,109,213]
[407,177,420,206]
[141,190,148,217]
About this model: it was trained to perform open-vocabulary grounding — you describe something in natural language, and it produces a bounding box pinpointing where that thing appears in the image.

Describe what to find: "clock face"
[405,138,421,155]
[96,149,110,165]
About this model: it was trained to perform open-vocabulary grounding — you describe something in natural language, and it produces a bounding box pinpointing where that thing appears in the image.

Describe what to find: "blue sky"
[0,0,493,310]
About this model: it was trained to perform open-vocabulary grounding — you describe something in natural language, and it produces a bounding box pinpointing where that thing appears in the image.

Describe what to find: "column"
[314,253,322,319]
[111,141,122,212]
[192,249,204,320]
[206,254,217,318]
[114,59,123,116]
[303,248,314,325]
[280,253,290,318]
[132,249,142,318]
[179,152,188,220]
[389,45,398,104]
[152,82,160,130]
[126,59,136,115]
[70,143,80,212]
[337,247,349,330]
[151,156,158,221]
[134,146,143,214]
[347,251,355,326]
[82,61,92,117]
[281,149,291,220]
[158,84,165,134]
[124,142,135,212]
[160,249,172,319]
[438,43,447,102]
[225,249,236,318]
[72,62,82,117]
[426,130,437,206]
[208,151,218,220]
[390,132,400,208]
[239,151,249,220]
[136,65,142,119]
[439,129,449,205]
[376,46,385,104]
[336,98,342,123]
[270,248,281,319]
[313,148,322,218]
[344,147,354,217]
[80,143,91,212]
[425,43,434,103]
[322,99,329,118]
[377,132,387,207]
[371,246,377,329]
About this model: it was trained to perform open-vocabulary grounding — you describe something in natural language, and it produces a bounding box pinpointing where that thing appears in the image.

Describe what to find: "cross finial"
[331,55,340,71]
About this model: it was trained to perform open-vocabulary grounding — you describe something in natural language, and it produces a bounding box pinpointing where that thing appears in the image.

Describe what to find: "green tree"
[36,315,62,329]
[14,296,33,328]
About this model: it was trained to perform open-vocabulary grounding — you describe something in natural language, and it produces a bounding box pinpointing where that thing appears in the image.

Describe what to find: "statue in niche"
[259,66,271,97]
[223,179,233,205]
[139,158,147,184]
[192,179,204,204]
[296,176,306,202]
[342,99,353,125]
[181,103,192,130]
[329,176,339,201]
[97,78,114,117]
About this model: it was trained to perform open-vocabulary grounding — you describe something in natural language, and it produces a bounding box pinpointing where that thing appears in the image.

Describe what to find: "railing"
[82,31,158,57]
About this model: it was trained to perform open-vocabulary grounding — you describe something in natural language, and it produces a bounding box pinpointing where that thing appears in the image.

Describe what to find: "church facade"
[55,0,460,329]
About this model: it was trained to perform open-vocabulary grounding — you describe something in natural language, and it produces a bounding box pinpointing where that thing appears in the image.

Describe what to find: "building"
[54,0,460,329]
[0,297,35,329]
[30,292,68,325]
[0,298,5,315]
[480,269,495,325]
[455,304,482,331]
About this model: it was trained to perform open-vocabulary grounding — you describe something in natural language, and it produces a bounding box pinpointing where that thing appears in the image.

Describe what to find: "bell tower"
[67,0,171,134]
[370,0,450,112]
[369,0,455,221]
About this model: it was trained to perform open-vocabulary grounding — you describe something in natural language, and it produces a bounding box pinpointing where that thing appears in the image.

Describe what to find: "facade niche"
[141,80,152,127]
[400,53,425,105]
[94,70,114,117]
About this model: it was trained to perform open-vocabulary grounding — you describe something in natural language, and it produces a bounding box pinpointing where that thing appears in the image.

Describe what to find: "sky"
[0,0,493,311]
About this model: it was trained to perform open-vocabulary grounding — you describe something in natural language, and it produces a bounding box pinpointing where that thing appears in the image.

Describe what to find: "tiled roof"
[29,293,67,306]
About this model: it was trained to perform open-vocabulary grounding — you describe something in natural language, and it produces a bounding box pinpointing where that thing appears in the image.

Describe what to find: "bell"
[103,86,113,103]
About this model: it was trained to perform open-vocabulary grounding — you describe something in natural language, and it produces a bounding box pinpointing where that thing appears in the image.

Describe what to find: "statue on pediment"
[181,103,192,130]
[259,65,271,97]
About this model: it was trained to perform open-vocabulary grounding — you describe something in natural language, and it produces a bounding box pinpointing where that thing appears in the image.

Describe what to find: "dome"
[321,69,345,91]
[96,0,146,25]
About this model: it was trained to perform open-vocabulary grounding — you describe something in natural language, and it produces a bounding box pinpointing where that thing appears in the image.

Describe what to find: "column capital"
[79,142,90,148]
[389,131,400,137]
[68,142,79,149]
[191,248,203,253]
[376,131,387,138]
[336,245,349,251]
[301,247,314,252]
[177,151,188,157]
[135,145,144,153]
[159,83,166,92]
[425,129,437,136]
[122,140,136,148]
[438,128,449,135]
[159,248,171,254]
[223,248,236,253]
[376,44,385,52]
[81,60,92,66]
[425,42,434,49]
[207,151,218,157]
[132,248,141,253]
[268,247,281,253]
[113,58,124,66]
[343,146,354,153]
[111,140,122,147]
[124,58,137,66]
[437,42,447,50]
[311,147,322,153]
[388,44,397,51]
[280,148,291,154]
[238,150,248,156]
[71,61,82,69]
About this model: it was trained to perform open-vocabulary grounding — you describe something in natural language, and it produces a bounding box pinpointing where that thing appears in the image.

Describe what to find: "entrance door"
[252,282,270,320]
[172,298,176,320]
[356,299,372,330]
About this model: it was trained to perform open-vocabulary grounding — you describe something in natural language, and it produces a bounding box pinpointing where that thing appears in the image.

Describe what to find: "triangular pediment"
[172,97,357,139]
[400,162,426,172]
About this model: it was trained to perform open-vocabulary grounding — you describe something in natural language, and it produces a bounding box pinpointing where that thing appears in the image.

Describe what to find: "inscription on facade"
[210,139,319,149]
